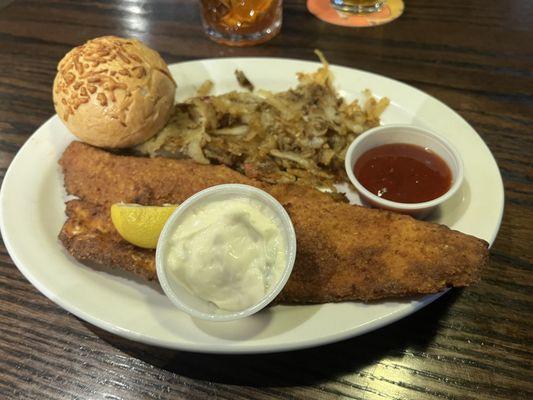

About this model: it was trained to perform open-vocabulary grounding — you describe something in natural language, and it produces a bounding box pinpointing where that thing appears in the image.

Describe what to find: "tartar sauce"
[166,197,287,311]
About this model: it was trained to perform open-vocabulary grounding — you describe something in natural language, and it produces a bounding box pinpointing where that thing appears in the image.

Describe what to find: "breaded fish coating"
[59,142,488,302]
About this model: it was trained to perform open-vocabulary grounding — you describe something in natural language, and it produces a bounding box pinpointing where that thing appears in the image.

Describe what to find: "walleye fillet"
[59,142,489,302]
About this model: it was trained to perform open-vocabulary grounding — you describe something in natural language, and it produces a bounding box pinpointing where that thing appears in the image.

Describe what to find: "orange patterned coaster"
[307,0,404,27]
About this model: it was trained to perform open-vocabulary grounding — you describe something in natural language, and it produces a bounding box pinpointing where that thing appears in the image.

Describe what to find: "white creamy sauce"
[166,197,287,311]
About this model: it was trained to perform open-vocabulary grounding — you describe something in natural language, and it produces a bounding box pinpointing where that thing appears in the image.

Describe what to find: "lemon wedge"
[110,203,178,249]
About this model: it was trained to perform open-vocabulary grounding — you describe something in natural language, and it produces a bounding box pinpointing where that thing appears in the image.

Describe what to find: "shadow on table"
[85,289,461,387]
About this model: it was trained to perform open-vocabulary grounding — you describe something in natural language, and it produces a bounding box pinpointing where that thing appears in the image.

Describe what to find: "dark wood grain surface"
[1,0,532,399]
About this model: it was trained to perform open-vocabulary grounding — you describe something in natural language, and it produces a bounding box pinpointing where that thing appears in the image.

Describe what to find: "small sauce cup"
[156,184,297,322]
[344,124,464,219]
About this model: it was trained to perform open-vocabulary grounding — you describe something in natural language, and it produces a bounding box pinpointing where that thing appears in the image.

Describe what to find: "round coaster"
[307,0,404,27]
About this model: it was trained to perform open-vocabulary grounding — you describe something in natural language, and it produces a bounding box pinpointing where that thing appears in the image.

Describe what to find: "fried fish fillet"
[59,142,489,302]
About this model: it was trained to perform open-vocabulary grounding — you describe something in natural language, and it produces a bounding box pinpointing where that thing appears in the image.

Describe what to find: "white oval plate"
[0,58,503,353]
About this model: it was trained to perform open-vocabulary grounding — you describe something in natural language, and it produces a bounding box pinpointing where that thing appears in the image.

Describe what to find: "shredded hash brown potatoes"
[135,52,390,190]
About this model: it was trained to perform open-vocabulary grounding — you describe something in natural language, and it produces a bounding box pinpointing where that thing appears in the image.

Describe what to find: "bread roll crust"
[53,36,176,148]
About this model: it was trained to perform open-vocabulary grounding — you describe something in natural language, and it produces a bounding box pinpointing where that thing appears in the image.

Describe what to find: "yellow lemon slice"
[110,203,178,249]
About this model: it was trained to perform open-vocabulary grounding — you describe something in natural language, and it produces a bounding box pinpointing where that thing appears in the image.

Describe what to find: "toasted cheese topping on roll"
[53,36,176,148]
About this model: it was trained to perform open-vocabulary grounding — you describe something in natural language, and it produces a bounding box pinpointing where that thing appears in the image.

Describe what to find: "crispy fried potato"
[134,56,389,191]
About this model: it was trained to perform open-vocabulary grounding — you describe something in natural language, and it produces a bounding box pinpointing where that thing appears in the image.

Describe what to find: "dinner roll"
[53,36,176,148]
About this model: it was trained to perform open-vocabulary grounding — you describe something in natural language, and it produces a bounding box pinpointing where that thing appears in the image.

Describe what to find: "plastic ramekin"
[345,124,464,219]
[155,184,297,322]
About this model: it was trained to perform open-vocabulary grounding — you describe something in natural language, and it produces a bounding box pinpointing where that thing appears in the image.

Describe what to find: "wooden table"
[1,1,531,399]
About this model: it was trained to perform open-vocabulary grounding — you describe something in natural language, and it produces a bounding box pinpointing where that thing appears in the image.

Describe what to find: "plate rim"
[0,57,504,353]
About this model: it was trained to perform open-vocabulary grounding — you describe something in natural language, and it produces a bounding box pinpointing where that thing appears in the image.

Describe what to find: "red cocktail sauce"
[354,143,452,204]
